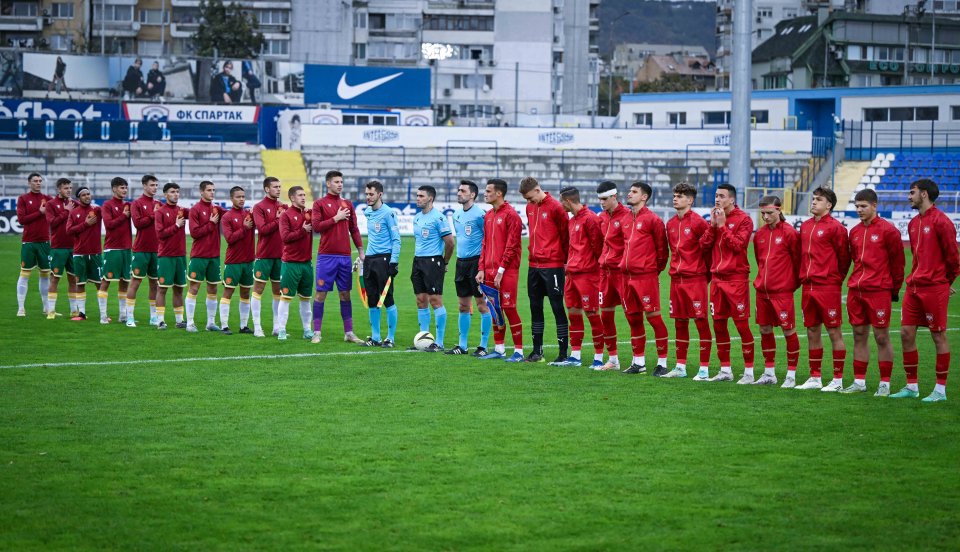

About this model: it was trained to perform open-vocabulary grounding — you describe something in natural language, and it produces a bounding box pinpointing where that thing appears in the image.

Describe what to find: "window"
[757,7,773,18]
[384,13,420,31]
[460,105,494,119]
[352,43,366,60]
[258,10,290,26]
[783,7,798,18]
[668,112,686,126]
[424,15,495,32]
[915,106,939,121]
[343,114,399,126]
[912,48,928,63]
[864,107,938,122]
[864,108,888,122]
[138,40,163,56]
[50,3,74,18]
[762,74,787,89]
[633,112,652,126]
[751,110,769,124]
[846,45,864,61]
[454,74,492,89]
[702,111,730,125]
[368,14,385,29]
[372,115,399,126]
[264,39,289,57]
[11,2,38,16]
[354,12,366,28]
[139,9,169,25]
[367,42,418,60]
[952,106,960,121]
[48,34,72,51]
[94,4,134,22]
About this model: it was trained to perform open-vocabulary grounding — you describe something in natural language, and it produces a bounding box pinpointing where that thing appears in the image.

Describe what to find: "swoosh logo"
[336,72,403,100]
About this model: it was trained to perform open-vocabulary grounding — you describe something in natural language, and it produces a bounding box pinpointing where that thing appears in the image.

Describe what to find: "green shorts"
[158,256,187,288]
[254,258,282,282]
[188,257,221,284]
[280,261,312,298]
[72,254,103,283]
[131,251,159,280]
[102,249,132,281]
[20,241,50,271]
[48,248,73,276]
[223,262,254,288]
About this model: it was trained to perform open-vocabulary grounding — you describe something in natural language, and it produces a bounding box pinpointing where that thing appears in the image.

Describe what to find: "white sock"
[118,297,126,320]
[185,294,197,325]
[743,367,754,379]
[16,275,28,310]
[97,291,108,320]
[276,299,290,331]
[205,295,217,326]
[272,298,279,320]
[149,299,157,319]
[514,347,523,356]
[239,298,250,328]
[786,368,796,378]
[632,356,645,366]
[934,383,946,396]
[657,358,667,368]
[676,363,686,371]
[39,276,49,312]
[174,306,184,323]
[69,293,78,313]
[299,299,311,331]
[608,356,620,366]
[494,344,505,354]
[571,350,581,360]
[700,364,709,372]
[219,298,231,329]
[77,289,86,314]
[764,367,776,376]
[251,293,262,331]
[906,383,919,392]
[854,378,865,386]
[594,353,604,362]
[721,365,732,375]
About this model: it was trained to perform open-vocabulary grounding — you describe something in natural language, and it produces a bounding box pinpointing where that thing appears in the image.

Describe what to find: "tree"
[193,0,265,58]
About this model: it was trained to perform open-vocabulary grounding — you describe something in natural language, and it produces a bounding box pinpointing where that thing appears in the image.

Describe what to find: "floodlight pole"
[729,0,753,197]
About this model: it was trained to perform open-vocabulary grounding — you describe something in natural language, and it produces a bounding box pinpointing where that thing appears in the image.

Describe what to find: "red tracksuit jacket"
[848,216,905,293]
[66,204,102,255]
[189,200,222,259]
[599,203,631,272]
[620,205,668,275]
[701,206,753,281]
[667,210,711,279]
[101,197,132,250]
[906,205,960,288]
[222,207,256,265]
[479,202,522,273]
[566,207,603,274]
[155,203,187,257]
[312,193,362,256]
[800,214,851,288]
[16,191,52,243]
[131,194,160,253]
[753,221,801,294]
[527,193,568,269]
[253,197,284,259]
[280,206,313,263]
[45,195,73,250]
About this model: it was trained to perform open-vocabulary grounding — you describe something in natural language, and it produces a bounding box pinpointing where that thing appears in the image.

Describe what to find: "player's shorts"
[188,257,221,284]
[902,283,949,332]
[482,268,519,309]
[131,251,158,279]
[157,255,187,288]
[599,268,624,310]
[363,253,395,308]
[454,255,482,298]
[756,292,797,330]
[623,273,661,315]
[528,267,565,299]
[223,262,254,288]
[48,247,73,276]
[316,254,352,292]
[801,285,843,328]
[254,257,282,283]
[20,241,50,271]
[72,253,103,283]
[411,255,445,295]
[710,279,751,320]
[846,289,892,328]
[102,249,132,281]
[281,261,313,298]
[565,272,601,311]
[669,276,709,319]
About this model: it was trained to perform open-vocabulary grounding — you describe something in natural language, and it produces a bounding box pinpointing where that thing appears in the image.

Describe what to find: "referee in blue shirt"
[360,180,401,347]
[412,185,454,351]
[446,180,492,356]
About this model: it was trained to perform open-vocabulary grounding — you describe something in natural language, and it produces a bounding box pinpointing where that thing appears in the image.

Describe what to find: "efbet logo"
[363,129,400,143]
[537,131,574,145]
[0,100,103,120]
[139,105,170,121]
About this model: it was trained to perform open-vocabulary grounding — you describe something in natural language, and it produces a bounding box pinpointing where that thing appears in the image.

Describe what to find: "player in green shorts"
[125,175,161,328]
[98,177,133,324]
[218,186,257,334]
[16,173,52,317]
[45,177,79,319]
[185,181,223,333]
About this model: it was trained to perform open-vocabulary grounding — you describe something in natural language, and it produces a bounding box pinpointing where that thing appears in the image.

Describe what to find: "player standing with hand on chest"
[99,177,133,324]
[219,186,257,335]
[15,173,52,317]
[276,186,315,341]
[558,186,604,367]
[44,178,78,319]
[185,181,223,333]
[125,175,161,327]
[65,186,103,321]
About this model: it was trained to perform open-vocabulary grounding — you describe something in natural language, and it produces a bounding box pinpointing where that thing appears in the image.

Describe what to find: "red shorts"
[565,271,600,311]
[669,276,708,319]
[756,292,797,330]
[710,280,750,320]
[902,283,949,332]
[623,273,660,315]
[599,269,624,310]
[483,269,519,309]
[847,289,892,328]
[801,286,843,328]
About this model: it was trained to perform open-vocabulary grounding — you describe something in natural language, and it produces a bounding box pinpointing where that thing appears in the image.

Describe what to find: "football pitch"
[1,235,958,550]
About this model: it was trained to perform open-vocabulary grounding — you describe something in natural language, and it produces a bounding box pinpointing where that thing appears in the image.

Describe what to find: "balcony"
[91,21,141,38]
[0,15,42,31]
[172,0,290,7]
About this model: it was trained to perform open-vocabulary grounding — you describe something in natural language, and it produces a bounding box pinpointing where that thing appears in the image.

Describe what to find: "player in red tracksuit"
[251,177,286,337]
[274,186,315,340]
[846,188,905,397]
[125,175,162,327]
[753,195,801,387]
[185,181,223,332]
[519,176,570,365]
[218,185,257,334]
[558,186,604,368]
[797,187,851,392]
[154,182,188,329]
[894,179,960,402]
[595,181,632,371]
[700,184,755,383]
[99,177,133,324]
[66,186,103,321]
[664,182,713,380]
[475,178,524,360]
[15,172,52,317]
[619,181,669,375]
[44,177,78,318]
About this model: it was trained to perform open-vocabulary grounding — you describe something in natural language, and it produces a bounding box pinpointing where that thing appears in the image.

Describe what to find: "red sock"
[713,319,731,368]
[833,348,846,379]
[878,360,893,382]
[675,319,690,366]
[853,359,868,380]
[809,348,823,378]
[695,318,712,367]
[785,332,800,371]
[903,349,919,384]
[586,312,605,354]
[626,312,646,357]
[601,309,618,355]
[733,318,754,369]
[760,332,777,368]
[504,307,523,349]
[936,352,950,386]
[569,312,584,351]
[648,314,668,361]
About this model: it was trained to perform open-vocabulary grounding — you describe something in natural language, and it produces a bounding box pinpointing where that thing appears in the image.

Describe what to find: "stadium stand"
[848,152,960,213]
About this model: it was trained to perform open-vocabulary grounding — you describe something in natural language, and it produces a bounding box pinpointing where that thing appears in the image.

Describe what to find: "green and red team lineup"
[13,169,959,402]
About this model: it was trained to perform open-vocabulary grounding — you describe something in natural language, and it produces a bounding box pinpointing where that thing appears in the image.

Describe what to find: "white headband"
[597,189,617,199]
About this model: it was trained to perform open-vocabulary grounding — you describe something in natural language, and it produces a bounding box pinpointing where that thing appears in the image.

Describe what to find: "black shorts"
[411,255,445,295]
[363,253,395,308]
[454,256,482,298]
[528,267,565,299]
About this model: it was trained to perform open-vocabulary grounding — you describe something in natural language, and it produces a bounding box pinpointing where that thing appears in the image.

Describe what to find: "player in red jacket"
[125,175,162,327]
[519,176,570,364]
[796,187,851,391]
[475,178,524,360]
[218,186,257,335]
[65,186,103,321]
[619,181,669,375]
[185,181,223,333]
[98,177,133,324]
[753,195,801,387]
[275,186,315,341]
[595,181,632,371]
[664,182,713,379]
[15,172,52,317]
[154,182,187,330]
[845,189,905,396]
[700,184,755,383]
[558,186,604,367]
[894,179,960,402]
[44,177,78,318]
[251,177,286,337]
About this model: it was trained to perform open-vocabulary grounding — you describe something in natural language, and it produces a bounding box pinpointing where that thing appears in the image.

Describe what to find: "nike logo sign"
[336,72,403,100]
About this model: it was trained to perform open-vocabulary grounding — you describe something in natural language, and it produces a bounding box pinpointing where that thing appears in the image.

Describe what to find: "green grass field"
[1,234,958,550]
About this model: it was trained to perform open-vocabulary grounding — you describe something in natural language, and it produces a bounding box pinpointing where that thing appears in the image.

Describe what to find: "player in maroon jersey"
[219,186,257,335]
[44,177,78,319]
[251,176,286,337]
[98,177,133,324]
[15,172,52,317]
[125,175,162,327]
[558,186,604,367]
[595,181,632,371]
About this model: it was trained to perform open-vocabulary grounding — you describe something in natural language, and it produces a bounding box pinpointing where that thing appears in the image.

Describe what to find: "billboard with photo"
[22,53,111,97]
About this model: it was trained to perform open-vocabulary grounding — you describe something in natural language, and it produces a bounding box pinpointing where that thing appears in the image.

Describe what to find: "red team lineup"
[13,171,960,402]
